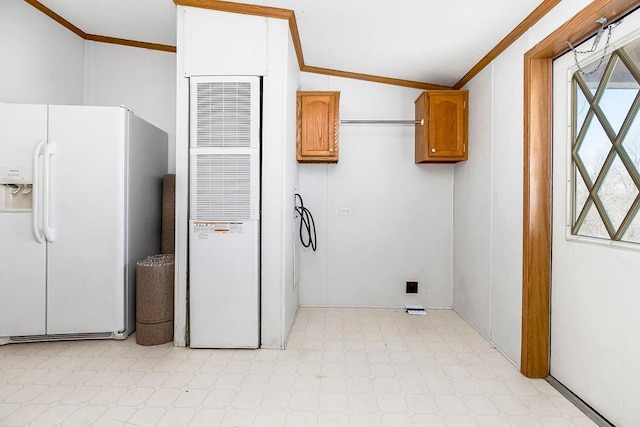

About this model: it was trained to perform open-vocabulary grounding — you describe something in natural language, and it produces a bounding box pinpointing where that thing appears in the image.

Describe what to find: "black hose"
[294,193,317,251]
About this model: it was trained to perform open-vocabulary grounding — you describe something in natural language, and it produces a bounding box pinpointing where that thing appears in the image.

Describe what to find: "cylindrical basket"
[136,254,174,346]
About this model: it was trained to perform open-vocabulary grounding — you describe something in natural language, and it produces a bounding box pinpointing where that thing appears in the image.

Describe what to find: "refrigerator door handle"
[43,140,57,243]
[32,139,46,243]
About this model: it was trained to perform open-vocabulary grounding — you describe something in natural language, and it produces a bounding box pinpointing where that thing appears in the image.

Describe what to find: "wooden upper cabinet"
[296,91,340,163]
[415,90,468,163]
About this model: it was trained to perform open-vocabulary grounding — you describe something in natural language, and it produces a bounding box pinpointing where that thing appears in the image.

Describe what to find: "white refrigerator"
[0,102,167,345]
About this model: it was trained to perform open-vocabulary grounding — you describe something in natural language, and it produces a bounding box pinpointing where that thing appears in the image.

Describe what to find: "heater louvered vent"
[190,153,254,220]
[195,82,252,148]
[189,76,260,223]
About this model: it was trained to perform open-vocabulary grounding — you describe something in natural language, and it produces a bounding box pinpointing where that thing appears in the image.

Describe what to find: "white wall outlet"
[339,207,352,216]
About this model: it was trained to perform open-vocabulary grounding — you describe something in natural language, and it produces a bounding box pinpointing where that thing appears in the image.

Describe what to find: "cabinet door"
[428,93,466,158]
[297,92,339,162]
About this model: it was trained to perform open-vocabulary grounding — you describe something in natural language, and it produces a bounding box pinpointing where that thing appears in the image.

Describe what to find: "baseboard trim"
[546,376,614,427]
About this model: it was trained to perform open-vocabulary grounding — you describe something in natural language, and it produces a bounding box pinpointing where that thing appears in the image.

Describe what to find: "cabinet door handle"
[431,148,436,153]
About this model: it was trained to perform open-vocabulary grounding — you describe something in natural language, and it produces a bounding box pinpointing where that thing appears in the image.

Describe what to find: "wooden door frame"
[522,0,640,378]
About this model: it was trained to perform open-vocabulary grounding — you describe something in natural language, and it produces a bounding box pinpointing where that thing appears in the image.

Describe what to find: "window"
[571,40,640,244]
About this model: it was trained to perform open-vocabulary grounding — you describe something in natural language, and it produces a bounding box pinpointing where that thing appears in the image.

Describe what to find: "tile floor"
[0,308,595,426]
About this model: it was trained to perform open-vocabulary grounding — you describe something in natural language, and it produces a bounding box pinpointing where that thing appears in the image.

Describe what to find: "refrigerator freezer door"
[0,103,48,337]
[45,106,127,335]
[189,220,260,348]
[0,214,47,336]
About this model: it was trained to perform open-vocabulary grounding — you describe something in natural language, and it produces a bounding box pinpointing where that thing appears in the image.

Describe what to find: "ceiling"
[37,0,546,87]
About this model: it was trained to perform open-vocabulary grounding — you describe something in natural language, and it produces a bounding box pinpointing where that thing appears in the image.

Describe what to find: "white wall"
[83,42,176,172]
[260,18,300,348]
[284,35,301,343]
[298,75,454,309]
[453,65,492,337]
[489,35,528,363]
[0,0,84,105]
[454,0,593,366]
[0,2,175,171]
[174,11,190,347]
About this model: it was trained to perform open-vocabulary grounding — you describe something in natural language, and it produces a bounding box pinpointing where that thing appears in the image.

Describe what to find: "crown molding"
[453,0,561,90]
[85,34,177,53]
[24,0,177,53]
[302,65,452,91]
[174,0,453,90]
[24,0,86,38]
[25,0,565,90]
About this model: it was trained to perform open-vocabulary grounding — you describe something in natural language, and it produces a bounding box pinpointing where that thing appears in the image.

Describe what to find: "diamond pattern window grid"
[572,44,640,243]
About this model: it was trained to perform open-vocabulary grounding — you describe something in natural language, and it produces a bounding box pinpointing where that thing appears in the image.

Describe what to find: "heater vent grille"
[194,81,252,148]
[190,153,255,220]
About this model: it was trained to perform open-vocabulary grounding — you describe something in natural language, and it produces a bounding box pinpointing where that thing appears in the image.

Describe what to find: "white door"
[45,106,127,335]
[551,12,640,426]
[0,103,47,337]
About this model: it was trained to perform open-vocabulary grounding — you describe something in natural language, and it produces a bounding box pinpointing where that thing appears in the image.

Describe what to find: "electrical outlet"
[406,281,418,293]
[339,207,352,216]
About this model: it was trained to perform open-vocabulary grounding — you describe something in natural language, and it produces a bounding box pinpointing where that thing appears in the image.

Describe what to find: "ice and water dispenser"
[0,167,33,211]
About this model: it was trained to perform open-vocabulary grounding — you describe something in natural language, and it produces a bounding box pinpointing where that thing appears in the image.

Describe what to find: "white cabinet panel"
[183,7,268,77]
[189,220,260,348]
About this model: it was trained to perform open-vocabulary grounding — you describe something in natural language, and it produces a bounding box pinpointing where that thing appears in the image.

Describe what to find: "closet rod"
[340,119,423,125]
